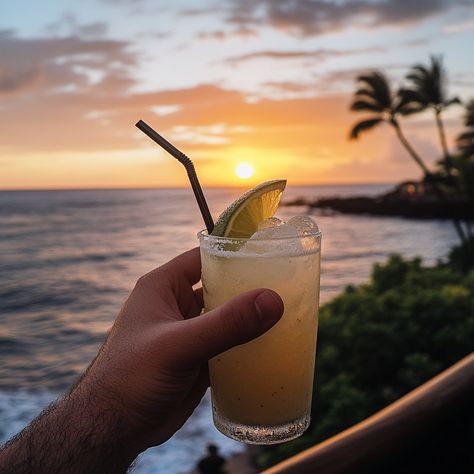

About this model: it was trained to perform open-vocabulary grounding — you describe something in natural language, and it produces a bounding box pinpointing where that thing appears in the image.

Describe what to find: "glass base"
[213,413,310,445]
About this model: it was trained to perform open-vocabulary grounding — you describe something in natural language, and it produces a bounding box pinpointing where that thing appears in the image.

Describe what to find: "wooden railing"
[264,353,474,473]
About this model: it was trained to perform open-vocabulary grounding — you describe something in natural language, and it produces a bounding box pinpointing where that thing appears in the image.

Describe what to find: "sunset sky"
[1,0,474,189]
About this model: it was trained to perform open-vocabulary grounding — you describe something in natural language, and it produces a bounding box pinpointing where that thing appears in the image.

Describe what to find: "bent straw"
[135,120,214,233]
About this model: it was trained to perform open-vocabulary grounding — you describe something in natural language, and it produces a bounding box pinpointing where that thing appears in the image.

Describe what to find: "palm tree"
[455,99,474,240]
[349,71,430,176]
[349,69,468,245]
[456,99,474,159]
[399,55,461,176]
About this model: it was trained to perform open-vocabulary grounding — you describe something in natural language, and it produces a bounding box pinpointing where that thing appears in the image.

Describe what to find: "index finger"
[157,247,201,285]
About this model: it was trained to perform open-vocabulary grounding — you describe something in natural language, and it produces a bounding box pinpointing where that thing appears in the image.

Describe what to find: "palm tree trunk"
[435,110,472,251]
[391,120,467,245]
[435,109,454,176]
[391,121,431,176]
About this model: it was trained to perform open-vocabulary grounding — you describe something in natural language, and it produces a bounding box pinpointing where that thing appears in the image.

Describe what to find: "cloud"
[0,54,352,155]
[100,0,146,4]
[262,81,314,93]
[400,38,431,47]
[225,0,458,37]
[77,22,108,37]
[0,64,43,95]
[195,27,258,40]
[0,30,135,97]
[196,30,228,41]
[222,46,384,65]
[44,13,108,38]
[314,62,414,94]
[443,19,474,33]
[179,6,220,16]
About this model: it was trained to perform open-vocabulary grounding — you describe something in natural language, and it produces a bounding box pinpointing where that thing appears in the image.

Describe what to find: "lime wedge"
[211,179,287,238]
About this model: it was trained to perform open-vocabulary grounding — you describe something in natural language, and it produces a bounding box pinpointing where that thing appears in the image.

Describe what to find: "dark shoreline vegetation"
[282,184,474,220]
[257,240,474,469]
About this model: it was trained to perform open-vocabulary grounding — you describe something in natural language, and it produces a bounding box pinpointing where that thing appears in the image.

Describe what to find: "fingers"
[178,287,203,320]
[185,287,203,319]
[161,247,201,286]
[142,248,201,288]
[169,289,284,369]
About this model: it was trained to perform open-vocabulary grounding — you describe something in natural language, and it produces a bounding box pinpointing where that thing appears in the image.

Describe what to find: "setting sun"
[235,163,254,179]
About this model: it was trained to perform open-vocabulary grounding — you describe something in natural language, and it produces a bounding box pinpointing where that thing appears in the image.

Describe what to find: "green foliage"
[449,237,474,273]
[258,254,474,469]
[453,100,474,215]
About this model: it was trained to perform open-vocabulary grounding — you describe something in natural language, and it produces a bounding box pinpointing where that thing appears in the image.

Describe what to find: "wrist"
[67,377,147,463]
[0,386,141,474]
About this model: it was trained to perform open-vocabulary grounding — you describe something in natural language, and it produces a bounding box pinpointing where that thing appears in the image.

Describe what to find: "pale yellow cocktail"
[199,229,321,444]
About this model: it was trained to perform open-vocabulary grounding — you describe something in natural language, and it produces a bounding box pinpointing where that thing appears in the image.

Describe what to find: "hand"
[77,247,284,454]
[0,248,283,473]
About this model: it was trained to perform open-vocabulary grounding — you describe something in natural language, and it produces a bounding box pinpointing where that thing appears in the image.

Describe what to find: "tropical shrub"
[258,253,474,468]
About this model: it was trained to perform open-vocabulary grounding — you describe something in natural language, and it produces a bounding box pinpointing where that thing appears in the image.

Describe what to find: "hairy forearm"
[0,384,140,473]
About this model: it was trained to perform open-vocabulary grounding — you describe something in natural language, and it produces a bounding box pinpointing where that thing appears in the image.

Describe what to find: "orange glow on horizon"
[0,91,440,190]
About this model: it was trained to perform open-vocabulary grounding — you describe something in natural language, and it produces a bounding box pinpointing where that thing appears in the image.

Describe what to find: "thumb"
[173,289,283,368]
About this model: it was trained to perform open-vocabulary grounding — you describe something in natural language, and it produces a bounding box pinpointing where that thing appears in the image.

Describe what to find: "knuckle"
[135,273,151,290]
[135,269,164,292]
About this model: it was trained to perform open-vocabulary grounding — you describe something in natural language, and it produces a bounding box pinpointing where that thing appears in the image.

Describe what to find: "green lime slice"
[211,179,287,238]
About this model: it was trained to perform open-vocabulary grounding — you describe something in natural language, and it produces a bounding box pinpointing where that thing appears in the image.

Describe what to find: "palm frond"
[457,130,474,153]
[404,55,446,106]
[443,96,461,108]
[396,88,428,114]
[456,100,474,157]
[398,103,427,116]
[406,66,430,88]
[355,72,392,109]
[463,100,474,126]
[350,100,384,113]
[353,88,380,103]
[457,131,474,141]
[349,117,384,140]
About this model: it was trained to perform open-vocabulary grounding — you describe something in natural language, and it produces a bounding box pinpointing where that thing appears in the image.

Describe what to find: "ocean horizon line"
[0,182,396,193]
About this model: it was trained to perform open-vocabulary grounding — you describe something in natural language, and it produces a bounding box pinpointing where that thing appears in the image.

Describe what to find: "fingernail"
[254,290,284,327]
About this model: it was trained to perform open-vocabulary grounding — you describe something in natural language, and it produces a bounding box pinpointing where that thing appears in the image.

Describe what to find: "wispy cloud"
[179,6,222,17]
[262,81,314,93]
[44,13,108,38]
[222,46,384,65]
[195,27,258,41]
[0,63,43,96]
[0,29,135,97]
[225,0,460,36]
[443,19,474,33]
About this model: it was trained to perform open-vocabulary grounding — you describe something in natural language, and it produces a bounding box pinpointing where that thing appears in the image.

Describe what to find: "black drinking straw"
[135,120,214,233]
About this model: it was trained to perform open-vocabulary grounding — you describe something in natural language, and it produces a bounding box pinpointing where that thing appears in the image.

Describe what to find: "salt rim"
[197,229,322,258]
[198,229,322,242]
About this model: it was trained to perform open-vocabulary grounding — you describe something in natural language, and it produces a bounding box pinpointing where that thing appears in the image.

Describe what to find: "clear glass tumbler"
[198,229,321,444]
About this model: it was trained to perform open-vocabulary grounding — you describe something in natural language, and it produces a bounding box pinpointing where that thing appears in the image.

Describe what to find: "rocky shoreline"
[282,182,474,220]
[284,190,473,220]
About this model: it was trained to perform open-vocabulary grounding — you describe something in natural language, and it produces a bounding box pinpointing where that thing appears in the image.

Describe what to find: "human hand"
[0,248,283,473]
[77,247,284,456]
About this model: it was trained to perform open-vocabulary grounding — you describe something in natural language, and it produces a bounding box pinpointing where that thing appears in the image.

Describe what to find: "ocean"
[0,185,459,473]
